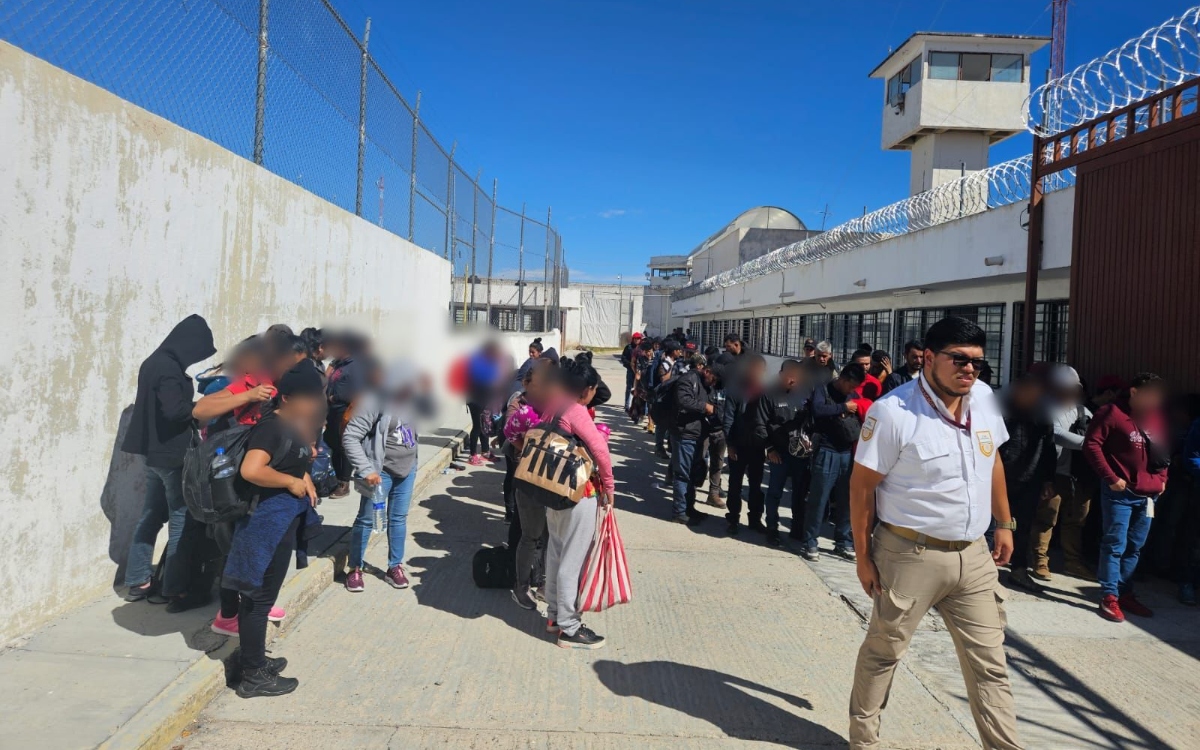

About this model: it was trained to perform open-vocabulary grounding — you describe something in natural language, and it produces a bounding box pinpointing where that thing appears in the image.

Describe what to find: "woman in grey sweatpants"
[539,358,616,650]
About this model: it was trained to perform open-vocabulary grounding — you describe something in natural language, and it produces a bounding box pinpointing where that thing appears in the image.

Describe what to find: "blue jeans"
[349,469,416,570]
[124,465,189,595]
[624,369,635,410]
[670,437,698,518]
[1098,487,1155,598]
[765,452,809,532]
[801,446,854,551]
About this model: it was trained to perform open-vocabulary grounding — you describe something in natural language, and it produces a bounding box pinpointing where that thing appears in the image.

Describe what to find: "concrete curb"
[99,430,467,750]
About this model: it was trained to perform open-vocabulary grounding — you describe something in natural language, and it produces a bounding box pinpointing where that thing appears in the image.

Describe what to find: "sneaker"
[801,547,820,561]
[1007,568,1045,594]
[1181,583,1198,606]
[1099,594,1125,623]
[747,519,766,533]
[345,569,365,593]
[385,565,410,589]
[331,481,350,498]
[235,666,299,698]
[532,588,546,604]
[834,547,857,562]
[1031,565,1053,582]
[1119,593,1154,618]
[1064,561,1097,581]
[726,520,740,536]
[268,606,286,623]
[670,514,690,525]
[146,592,172,605]
[468,454,485,466]
[558,625,606,650]
[766,530,782,548]
[211,612,239,637]
[228,652,287,682]
[124,583,152,602]
[511,587,537,610]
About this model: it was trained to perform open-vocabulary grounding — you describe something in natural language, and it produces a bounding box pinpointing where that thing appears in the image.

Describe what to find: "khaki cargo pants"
[849,526,1020,750]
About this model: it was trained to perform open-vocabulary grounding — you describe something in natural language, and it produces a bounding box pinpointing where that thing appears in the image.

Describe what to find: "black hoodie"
[122,315,216,467]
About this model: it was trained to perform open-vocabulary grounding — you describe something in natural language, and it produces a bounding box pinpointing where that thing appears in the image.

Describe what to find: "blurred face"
[780,366,801,390]
[853,355,871,369]
[815,351,831,366]
[276,393,324,440]
[1056,385,1082,406]
[905,348,923,371]
[525,366,550,407]
[272,351,308,380]
[925,345,986,398]
[1011,380,1043,410]
[1130,384,1165,415]
[232,351,266,378]
[747,361,767,385]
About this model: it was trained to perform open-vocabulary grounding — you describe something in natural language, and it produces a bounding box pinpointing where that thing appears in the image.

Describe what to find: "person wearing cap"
[848,317,1019,750]
[1091,374,1127,411]
[1029,364,1097,581]
[802,338,816,359]
[620,332,643,411]
[667,352,717,525]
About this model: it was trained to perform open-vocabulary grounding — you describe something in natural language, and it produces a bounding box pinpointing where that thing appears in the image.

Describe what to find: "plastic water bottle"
[371,482,387,534]
[211,447,237,480]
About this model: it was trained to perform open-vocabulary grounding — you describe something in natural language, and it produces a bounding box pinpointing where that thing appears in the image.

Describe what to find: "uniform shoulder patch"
[861,415,878,441]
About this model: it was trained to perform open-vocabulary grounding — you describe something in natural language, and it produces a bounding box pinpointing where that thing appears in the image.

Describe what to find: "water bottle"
[371,482,387,534]
[211,447,237,480]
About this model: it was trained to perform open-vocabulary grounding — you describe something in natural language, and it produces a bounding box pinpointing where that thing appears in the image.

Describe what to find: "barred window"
[893,305,1007,385]
[1011,300,1069,379]
[828,311,891,366]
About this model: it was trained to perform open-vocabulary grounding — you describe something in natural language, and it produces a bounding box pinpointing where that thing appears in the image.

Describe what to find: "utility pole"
[818,203,832,231]
[376,175,385,227]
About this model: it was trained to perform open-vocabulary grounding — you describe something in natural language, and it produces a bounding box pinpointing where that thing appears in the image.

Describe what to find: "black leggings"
[239,515,300,670]
[467,401,485,455]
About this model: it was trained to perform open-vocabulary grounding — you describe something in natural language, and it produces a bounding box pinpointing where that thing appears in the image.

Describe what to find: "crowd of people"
[618,322,1200,620]
[120,316,433,698]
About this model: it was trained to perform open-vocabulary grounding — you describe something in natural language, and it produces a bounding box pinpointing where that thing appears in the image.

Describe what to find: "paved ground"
[176,356,1200,750]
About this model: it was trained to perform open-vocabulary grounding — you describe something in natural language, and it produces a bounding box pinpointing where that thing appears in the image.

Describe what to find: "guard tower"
[869,33,1049,195]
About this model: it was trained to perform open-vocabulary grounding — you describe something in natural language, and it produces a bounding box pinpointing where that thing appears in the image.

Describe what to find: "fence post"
[517,203,526,333]
[543,207,552,332]
[408,92,420,242]
[253,0,269,165]
[445,141,456,261]
[469,169,480,320]
[486,179,497,326]
[355,18,371,217]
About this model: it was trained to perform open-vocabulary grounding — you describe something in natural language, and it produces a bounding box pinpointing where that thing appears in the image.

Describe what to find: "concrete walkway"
[0,421,466,750]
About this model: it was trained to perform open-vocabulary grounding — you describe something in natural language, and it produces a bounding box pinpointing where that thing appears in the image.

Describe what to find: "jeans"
[624,368,635,410]
[514,486,548,589]
[801,446,853,551]
[240,515,300,670]
[349,469,415,570]
[765,452,809,533]
[670,437,699,518]
[124,465,190,596]
[1098,487,1155,598]
[727,444,765,524]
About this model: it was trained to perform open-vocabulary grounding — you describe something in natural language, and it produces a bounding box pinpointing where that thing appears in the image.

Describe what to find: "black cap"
[803,338,816,350]
[276,359,324,397]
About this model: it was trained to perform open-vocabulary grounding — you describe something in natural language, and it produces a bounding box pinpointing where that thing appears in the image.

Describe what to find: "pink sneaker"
[211,612,238,637]
[346,569,365,592]
[386,565,410,589]
[268,606,286,623]
[468,454,485,466]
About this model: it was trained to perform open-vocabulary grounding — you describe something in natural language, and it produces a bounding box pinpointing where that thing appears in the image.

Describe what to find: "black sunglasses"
[938,350,989,371]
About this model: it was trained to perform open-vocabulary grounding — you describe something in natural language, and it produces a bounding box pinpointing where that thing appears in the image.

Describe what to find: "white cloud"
[598,209,627,219]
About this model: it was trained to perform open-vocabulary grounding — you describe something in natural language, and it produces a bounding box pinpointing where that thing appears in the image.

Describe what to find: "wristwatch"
[995,520,1017,531]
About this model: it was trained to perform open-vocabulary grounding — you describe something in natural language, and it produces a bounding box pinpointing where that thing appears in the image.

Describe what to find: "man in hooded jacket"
[122,315,216,602]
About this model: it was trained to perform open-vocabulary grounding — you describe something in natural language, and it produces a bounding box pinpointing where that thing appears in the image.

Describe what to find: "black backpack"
[472,546,515,589]
[182,424,291,524]
[649,375,685,430]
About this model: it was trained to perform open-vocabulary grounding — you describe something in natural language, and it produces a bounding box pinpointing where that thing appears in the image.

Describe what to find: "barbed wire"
[676,156,1074,299]
[1024,6,1200,136]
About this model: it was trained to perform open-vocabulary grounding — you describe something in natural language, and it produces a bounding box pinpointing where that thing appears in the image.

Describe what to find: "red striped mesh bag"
[577,504,632,612]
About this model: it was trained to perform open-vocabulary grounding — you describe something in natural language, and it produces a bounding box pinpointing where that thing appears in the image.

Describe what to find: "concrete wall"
[0,42,452,644]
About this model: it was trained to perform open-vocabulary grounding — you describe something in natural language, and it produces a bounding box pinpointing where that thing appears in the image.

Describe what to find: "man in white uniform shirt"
[847,317,1020,750]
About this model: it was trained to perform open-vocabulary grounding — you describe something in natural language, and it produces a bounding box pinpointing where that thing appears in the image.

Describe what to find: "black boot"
[765,528,782,547]
[236,666,298,698]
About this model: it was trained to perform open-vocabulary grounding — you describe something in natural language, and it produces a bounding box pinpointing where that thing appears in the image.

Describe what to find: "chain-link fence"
[0,0,565,329]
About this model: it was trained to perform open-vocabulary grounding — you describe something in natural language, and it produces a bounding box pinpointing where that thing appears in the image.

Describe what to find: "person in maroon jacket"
[1083,373,1170,623]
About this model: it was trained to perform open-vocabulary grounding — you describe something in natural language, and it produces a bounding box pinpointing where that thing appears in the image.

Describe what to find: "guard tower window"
[928,51,1025,83]
[886,56,921,106]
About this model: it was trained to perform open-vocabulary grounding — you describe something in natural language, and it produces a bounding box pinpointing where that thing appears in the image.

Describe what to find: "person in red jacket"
[1082,372,1170,623]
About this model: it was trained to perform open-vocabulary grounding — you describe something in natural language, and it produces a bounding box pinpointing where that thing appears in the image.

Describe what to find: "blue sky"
[334,0,1176,282]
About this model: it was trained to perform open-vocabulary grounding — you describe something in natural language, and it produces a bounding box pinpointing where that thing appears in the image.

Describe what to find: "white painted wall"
[0,43,453,644]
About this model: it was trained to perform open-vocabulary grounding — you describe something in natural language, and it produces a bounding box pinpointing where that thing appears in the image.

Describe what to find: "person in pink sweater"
[536,358,614,650]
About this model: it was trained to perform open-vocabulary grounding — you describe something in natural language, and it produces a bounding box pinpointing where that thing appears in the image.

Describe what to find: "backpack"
[182,424,292,524]
[645,352,665,391]
[310,440,339,497]
[472,545,515,588]
[649,376,683,430]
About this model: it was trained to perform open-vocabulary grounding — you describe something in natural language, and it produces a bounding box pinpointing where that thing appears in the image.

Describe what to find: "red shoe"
[211,612,239,637]
[468,454,485,466]
[1099,594,1125,623]
[345,569,365,593]
[386,565,410,589]
[1119,593,1154,618]
[268,606,286,623]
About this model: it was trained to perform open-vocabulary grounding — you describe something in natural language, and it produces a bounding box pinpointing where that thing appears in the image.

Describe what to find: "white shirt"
[854,373,1009,542]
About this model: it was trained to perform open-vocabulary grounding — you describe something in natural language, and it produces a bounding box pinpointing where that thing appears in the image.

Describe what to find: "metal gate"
[1024,77,1200,391]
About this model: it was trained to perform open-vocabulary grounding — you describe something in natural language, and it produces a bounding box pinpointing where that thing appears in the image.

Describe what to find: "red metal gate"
[1024,78,1200,391]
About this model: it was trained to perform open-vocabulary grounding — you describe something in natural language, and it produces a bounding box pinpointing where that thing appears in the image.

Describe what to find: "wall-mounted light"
[984,255,1005,266]
[779,291,795,298]
[853,279,867,287]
